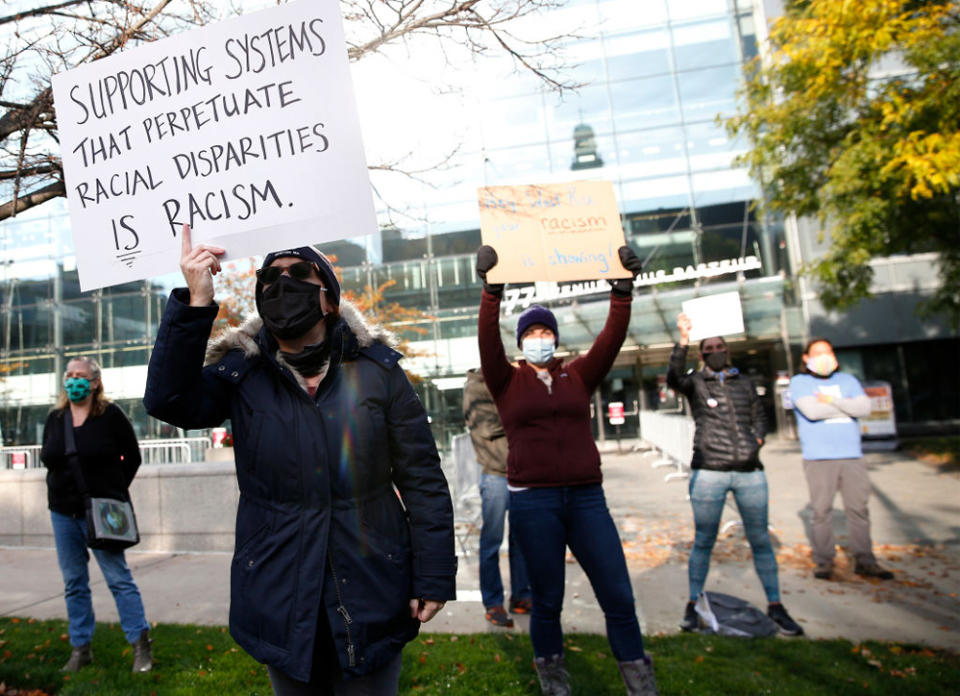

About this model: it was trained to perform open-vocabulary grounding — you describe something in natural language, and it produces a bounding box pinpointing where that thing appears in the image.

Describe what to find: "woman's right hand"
[179,224,225,307]
[677,312,692,346]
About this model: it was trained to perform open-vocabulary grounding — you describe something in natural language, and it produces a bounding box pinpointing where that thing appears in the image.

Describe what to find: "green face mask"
[64,377,92,402]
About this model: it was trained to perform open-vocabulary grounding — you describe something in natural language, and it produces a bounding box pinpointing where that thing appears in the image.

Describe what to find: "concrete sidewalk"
[2,437,959,650]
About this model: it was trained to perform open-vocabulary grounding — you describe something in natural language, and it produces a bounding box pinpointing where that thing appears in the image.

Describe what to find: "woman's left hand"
[410,598,445,623]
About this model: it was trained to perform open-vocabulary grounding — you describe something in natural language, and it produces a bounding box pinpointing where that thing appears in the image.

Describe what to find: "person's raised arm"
[143,224,230,429]
[476,245,513,398]
[572,246,640,391]
[666,313,696,397]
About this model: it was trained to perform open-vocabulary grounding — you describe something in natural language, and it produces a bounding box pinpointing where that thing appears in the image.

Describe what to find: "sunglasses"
[256,261,319,285]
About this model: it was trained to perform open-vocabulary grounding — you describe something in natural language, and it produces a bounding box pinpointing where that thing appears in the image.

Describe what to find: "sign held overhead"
[51,0,376,291]
[477,181,632,283]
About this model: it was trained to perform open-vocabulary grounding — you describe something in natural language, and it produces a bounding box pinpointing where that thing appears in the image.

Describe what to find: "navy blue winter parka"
[143,289,457,682]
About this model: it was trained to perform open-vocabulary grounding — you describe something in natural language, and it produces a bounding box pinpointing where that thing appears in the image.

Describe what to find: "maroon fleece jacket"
[477,289,632,487]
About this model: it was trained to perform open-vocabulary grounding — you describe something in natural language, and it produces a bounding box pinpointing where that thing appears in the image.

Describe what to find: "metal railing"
[2,437,212,469]
[638,411,694,482]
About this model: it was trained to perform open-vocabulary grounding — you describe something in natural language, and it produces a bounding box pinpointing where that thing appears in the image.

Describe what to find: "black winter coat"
[143,289,456,682]
[41,403,141,517]
[666,343,766,472]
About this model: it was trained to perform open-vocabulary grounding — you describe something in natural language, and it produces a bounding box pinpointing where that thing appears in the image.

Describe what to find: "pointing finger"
[181,224,192,258]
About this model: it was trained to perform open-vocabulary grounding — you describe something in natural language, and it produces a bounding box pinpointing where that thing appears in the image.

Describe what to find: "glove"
[609,245,642,297]
[476,245,504,296]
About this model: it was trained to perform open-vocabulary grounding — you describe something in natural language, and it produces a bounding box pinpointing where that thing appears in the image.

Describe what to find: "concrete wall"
[0,461,239,553]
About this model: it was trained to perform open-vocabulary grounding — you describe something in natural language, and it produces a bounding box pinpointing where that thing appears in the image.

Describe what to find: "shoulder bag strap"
[62,410,90,500]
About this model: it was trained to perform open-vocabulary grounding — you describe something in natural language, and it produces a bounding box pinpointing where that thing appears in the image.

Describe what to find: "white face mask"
[522,336,555,365]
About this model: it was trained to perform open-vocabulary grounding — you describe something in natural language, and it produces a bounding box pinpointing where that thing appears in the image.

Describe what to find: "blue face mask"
[64,377,92,403]
[522,337,555,365]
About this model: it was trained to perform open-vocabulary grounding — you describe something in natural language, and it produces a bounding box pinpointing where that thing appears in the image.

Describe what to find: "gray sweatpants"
[802,458,877,566]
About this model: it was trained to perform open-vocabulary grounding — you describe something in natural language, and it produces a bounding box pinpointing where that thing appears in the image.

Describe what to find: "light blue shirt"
[789,372,866,460]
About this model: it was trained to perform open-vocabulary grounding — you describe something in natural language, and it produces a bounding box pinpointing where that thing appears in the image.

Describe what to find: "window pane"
[610,75,679,129]
[672,19,738,71]
[677,65,740,121]
[605,30,670,81]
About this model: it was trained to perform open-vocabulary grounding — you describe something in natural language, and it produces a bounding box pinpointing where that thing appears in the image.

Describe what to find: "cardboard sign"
[51,0,376,291]
[477,181,631,283]
[681,292,745,342]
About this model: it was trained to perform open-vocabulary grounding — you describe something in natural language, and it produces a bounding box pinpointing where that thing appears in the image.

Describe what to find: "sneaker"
[680,601,699,632]
[813,563,833,580]
[855,561,894,580]
[509,597,532,615]
[485,605,514,628]
[767,603,804,636]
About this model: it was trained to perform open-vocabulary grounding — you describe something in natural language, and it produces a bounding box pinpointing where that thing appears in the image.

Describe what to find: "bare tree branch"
[0,0,578,222]
[0,180,65,218]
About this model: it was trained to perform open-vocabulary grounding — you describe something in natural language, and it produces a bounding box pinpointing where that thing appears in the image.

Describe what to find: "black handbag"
[63,410,140,552]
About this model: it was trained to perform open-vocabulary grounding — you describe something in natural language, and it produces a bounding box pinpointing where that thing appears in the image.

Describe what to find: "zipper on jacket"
[721,379,741,463]
[327,556,357,667]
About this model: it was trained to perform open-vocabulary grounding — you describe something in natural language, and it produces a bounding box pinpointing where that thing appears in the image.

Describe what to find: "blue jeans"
[50,511,150,646]
[509,484,645,661]
[479,473,530,608]
[688,469,780,603]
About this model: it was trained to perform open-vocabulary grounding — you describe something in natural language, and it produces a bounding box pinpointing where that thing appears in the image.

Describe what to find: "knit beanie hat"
[259,246,340,306]
[516,304,559,348]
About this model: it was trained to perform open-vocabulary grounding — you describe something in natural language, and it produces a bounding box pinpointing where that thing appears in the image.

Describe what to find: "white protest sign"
[681,292,745,342]
[51,0,375,291]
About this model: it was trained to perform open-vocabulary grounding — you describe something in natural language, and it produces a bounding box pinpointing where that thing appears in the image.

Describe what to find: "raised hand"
[179,224,225,307]
[677,312,692,346]
[476,244,504,296]
[609,245,642,297]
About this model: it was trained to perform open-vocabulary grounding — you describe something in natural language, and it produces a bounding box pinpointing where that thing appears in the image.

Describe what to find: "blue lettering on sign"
[547,245,611,273]
[481,196,517,213]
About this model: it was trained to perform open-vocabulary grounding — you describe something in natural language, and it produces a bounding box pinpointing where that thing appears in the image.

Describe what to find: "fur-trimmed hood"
[204,297,398,367]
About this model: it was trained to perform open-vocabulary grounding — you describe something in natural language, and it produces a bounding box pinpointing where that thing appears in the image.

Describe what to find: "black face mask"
[704,351,728,371]
[257,275,325,340]
[280,340,331,378]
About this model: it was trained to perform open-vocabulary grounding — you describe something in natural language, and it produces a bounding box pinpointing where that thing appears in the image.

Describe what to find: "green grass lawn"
[1,617,957,695]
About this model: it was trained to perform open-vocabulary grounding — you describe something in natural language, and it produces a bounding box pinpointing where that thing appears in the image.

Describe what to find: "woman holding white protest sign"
[144,226,456,695]
[667,313,803,637]
[41,356,153,673]
[476,244,659,696]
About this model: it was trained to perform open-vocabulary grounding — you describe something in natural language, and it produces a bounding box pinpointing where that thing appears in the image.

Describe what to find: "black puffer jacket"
[144,289,456,682]
[666,343,766,471]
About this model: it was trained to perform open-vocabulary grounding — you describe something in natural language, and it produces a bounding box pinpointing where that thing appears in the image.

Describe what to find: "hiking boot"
[509,597,532,615]
[534,654,570,696]
[132,628,153,673]
[485,605,514,628]
[61,643,92,672]
[767,603,804,636]
[855,560,894,580]
[680,601,699,632]
[618,655,660,695]
[813,562,833,580]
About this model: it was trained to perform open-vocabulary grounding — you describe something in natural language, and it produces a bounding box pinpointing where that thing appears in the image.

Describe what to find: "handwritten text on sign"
[478,181,631,283]
[51,0,375,291]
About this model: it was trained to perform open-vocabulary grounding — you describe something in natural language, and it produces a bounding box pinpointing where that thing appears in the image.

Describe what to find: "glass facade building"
[2,0,955,451]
